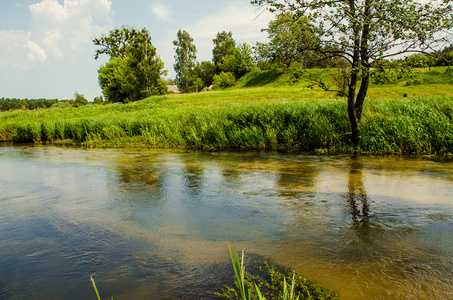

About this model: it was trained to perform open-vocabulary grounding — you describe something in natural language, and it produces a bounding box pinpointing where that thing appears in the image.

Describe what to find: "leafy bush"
[213,72,236,89]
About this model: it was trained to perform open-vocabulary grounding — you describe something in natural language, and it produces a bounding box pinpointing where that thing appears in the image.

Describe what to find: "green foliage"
[93,96,104,105]
[52,100,74,109]
[93,27,147,60]
[173,29,200,93]
[212,31,236,68]
[0,98,60,112]
[213,72,237,89]
[196,61,216,87]
[94,27,167,102]
[405,54,431,68]
[255,12,320,68]
[359,97,453,154]
[98,57,136,103]
[74,91,88,107]
[219,43,254,80]
[211,31,254,80]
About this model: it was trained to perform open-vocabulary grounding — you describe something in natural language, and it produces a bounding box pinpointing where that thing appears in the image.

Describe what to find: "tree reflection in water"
[347,156,371,242]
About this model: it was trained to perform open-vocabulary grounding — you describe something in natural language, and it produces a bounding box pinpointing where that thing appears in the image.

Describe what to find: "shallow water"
[0,146,452,299]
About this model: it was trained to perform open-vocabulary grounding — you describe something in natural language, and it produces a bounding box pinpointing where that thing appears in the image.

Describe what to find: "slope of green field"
[1,68,452,154]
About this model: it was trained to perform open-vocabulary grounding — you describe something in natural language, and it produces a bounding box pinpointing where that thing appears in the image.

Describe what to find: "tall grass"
[0,89,451,154]
[359,96,453,154]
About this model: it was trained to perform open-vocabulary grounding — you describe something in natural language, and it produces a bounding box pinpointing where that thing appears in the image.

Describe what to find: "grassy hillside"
[1,67,452,154]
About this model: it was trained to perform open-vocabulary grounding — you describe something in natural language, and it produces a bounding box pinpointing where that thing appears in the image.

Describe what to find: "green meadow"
[1,68,452,155]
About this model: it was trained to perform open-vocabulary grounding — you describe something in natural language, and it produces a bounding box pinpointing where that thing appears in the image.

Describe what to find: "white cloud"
[0,30,46,70]
[0,0,112,70]
[29,0,112,62]
[27,40,47,64]
[151,3,172,21]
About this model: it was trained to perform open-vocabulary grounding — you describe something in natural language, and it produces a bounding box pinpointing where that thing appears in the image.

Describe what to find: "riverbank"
[1,72,452,154]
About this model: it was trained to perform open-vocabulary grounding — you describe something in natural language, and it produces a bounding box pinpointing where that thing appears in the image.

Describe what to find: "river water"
[0,146,452,299]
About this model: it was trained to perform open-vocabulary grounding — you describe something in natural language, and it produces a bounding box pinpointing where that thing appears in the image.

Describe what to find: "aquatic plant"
[91,276,113,300]
[219,242,338,300]
[90,276,101,300]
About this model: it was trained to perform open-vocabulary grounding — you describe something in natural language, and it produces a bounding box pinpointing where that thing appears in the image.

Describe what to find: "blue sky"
[0,0,272,100]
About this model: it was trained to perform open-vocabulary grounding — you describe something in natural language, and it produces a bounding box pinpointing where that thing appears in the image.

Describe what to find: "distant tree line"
[0,92,101,112]
[0,98,63,112]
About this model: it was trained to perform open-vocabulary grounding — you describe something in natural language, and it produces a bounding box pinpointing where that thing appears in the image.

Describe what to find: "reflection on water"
[0,146,452,299]
[347,156,371,242]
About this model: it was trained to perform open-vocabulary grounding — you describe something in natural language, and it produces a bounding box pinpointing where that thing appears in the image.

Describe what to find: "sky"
[0,0,273,100]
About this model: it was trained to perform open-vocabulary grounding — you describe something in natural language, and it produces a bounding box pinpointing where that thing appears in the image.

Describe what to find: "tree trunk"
[347,0,361,146]
[347,0,372,146]
[347,83,360,146]
[356,0,371,124]
[355,69,369,123]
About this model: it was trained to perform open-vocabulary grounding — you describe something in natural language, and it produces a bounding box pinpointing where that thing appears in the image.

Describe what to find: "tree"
[197,61,216,87]
[252,0,453,145]
[219,42,254,79]
[94,27,167,103]
[255,11,320,68]
[173,29,200,93]
[74,92,88,107]
[94,27,145,60]
[211,31,254,80]
[212,31,236,71]
[93,96,104,105]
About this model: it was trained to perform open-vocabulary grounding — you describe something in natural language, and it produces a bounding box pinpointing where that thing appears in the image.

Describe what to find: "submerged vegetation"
[0,68,452,155]
[89,243,338,300]
[217,242,338,300]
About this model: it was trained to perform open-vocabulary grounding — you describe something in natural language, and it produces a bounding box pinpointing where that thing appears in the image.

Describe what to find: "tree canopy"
[255,11,320,68]
[212,31,236,68]
[173,29,202,93]
[93,27,167,103]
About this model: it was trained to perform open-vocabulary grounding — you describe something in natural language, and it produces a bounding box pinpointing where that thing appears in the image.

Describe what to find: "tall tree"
[252,0,453,144]
[212,31,236,71]
[173,29,200,93]
[93,27,167,103]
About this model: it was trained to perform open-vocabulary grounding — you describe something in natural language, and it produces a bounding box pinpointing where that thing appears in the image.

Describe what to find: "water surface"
[0,146,452,299]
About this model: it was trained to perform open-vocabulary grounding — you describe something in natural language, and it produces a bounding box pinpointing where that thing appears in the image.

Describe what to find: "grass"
[0,67,452,154]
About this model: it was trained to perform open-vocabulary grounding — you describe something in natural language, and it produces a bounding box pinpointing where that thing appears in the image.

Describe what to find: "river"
[0,146,452,299]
